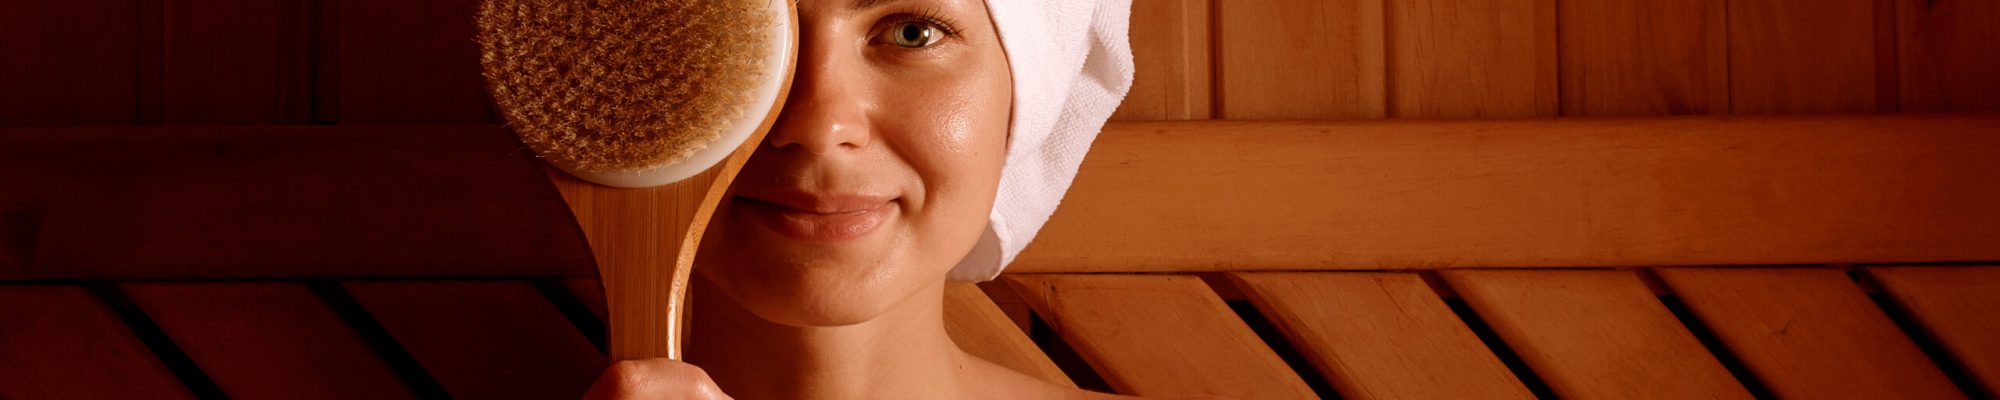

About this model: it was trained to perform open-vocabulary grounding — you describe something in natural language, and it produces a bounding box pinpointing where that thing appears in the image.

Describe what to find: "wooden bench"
[5,115,1997,399]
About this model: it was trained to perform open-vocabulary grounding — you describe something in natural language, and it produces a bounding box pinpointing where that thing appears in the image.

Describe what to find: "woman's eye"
[884,20,944,48]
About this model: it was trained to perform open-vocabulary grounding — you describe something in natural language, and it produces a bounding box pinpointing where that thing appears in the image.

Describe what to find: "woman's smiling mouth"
[735,192,898,243]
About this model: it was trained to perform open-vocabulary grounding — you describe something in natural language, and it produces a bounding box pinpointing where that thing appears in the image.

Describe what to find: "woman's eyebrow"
[851,0,914,11]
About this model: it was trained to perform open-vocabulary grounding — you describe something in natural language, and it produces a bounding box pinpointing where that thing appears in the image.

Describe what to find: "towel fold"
[947,0,1135,282]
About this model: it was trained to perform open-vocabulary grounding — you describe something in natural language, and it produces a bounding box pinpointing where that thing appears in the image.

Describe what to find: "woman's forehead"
[803,0,984,13]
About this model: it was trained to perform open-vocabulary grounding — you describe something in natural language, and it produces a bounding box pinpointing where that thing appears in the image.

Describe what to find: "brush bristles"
[478,0,774,173]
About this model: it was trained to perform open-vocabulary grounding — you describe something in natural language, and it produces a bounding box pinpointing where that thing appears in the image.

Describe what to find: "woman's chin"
[731,274,904,327]
[695,245,913,328]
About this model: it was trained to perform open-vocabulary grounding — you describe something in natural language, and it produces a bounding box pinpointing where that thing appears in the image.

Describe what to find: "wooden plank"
[1230,272,1533,400]
[1008,115,2000,273]
[0,285,193,399]
[1442,269,1752,400]
[0,195,35,269]
[0,125,592,280]
[562,277,609,322]
[1868,266,2000,396]
[162,0,313,124]
[1657,268,1965,399]
[1729,0,1881,113]
[1110,0,1209,121]
[1558,0,1729,115]
[0,0,139,125]
[330,0,496,123]
[1005,274,1316,398]
[1386,0,1557,117]
[978,280,1035,333]
[1899,0,2000,111]
[121,282,416,399]
[344,280,606,400]
[1214,0,1385,119]
[943,282,1074,387]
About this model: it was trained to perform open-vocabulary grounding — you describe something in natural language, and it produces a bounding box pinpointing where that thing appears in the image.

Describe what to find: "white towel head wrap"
[947,0,1135,281]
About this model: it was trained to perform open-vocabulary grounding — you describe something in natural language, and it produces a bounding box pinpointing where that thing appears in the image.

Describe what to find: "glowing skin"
[698,0,1003,329]
[650,0,1129,399]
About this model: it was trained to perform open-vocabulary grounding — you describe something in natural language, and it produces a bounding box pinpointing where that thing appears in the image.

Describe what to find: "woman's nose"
[765,55,872,154]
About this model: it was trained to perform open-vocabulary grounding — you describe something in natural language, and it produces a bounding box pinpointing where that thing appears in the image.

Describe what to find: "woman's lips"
[735,194,896,243]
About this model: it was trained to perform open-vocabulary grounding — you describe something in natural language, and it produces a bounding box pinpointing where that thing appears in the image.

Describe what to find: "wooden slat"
[1729,0,1881,113]
[162,0,313,124]
[122,282,416,399]
[1442,269,1752,400]
[0,125,592,280]
[1010,115,2000,273]
[0,0,139,125]
[1230,272,1532,400]
[344,280,605,400]
[1899,0,2000,111]
[0,285,193,399]
[942,282,1074,386]
[1868,266,2000,396]
[1110,0,1209,121]
[1006,274,1316,398]
[562,277,609,322]
[0,195,34,269]
[1386,0,1557,117]
[1214,0,1385,119]
[1558,0,1728,115]
[9,116,1997,279]
[330,0,496,123]
[1657,268,1964,399]
[978,280,1035,333]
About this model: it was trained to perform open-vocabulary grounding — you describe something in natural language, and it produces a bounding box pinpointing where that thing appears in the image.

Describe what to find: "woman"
[583,0,1134,398]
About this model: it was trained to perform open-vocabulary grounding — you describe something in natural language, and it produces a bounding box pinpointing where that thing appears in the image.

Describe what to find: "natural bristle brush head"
[477,0,794,188]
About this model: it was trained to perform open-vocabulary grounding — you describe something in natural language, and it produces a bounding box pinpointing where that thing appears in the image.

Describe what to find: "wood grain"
[343,280,606,400]
[1867,266,2000,396]
[1006,274,1317,398]
[0,125,593,280]
[161,0,313,124]
[329,0,496,123]
[1442,269,1753,400]
[1899,0,2000,111]
[1230,272,1532,400]
[1111,0,1210,121]
[122,282,416,399]
[0,285,193,399]
[1214,0,1385,119]
[0,195,36,269]
[1656,268,1964,399]
[1648,268,1960,398]
[9,116,1999,279]
[1386,0,1557,117]
[1729,0,1881,113]
[1009,116,2000,273]
[0,0,139,126]
[1558,0,1729,115]
[943,282,1075,387]
[563,277,610,321]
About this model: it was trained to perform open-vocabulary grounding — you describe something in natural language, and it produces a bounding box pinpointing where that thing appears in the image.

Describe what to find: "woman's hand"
[581,358,732,400]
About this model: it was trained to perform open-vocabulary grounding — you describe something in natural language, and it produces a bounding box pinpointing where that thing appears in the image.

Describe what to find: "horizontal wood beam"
[0,125,593,280]
[1012,114,2000,272]
[6,115,1996,279]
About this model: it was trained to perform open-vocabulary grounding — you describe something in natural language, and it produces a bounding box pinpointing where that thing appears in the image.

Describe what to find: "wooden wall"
[0,0,497,127]
[3,2,1997,398]
[1113,0,2000,121]
[3,0,1994,127]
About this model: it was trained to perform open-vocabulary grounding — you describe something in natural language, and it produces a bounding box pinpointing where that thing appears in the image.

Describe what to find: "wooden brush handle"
[546,2,798,361]
[546,166,727,360]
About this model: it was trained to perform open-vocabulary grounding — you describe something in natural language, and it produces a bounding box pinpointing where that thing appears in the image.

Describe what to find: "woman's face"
[695,0,1011,327]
